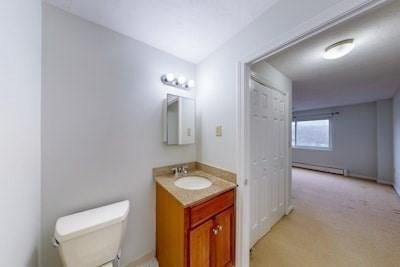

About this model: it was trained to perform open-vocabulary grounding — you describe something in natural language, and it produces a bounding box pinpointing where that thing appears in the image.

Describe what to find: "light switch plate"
[216,126,222,136]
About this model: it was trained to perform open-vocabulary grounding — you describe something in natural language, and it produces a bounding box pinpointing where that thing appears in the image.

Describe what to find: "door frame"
[235,1,389,266]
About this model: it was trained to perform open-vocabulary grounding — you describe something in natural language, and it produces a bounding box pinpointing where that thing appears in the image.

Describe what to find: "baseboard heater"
[293,162,348,176]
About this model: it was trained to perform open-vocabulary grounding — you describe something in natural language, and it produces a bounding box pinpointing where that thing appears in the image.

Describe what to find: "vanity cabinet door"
[189,219,213,267]
[214,207,235,267]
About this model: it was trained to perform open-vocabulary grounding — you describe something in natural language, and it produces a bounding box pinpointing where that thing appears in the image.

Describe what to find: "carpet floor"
[250,168,400,267]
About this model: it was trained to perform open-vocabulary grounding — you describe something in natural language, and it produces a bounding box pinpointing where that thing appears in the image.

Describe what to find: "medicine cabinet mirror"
[164,94,195,145]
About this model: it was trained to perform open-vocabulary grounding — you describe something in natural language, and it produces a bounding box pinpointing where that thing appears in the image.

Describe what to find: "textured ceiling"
[266,1,400,111]
[44,0,278,63]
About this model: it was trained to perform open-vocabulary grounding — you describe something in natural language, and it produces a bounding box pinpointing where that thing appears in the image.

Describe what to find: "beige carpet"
[250,168,400,267]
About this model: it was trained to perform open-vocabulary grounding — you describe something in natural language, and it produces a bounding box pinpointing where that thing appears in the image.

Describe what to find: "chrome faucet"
[172,165,189,177]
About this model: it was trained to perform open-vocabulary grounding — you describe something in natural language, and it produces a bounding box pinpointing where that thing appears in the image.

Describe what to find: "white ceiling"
[44,0,278,63]
[266,1,400,111]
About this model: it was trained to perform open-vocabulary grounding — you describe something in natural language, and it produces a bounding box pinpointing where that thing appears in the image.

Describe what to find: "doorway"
[235,1,394,267]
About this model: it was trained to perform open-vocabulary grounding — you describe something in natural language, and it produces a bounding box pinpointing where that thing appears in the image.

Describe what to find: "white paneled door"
[250,78,287,247]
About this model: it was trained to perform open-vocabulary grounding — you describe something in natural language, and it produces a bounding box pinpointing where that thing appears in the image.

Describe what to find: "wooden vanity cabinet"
[156,185,235,267]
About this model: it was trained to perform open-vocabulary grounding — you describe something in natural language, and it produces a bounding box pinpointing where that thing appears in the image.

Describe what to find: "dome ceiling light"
[323,39,355,60]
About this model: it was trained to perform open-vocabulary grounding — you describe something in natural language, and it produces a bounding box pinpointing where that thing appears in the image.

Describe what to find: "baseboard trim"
[377,179,393,185]
[394,183,400,197]
[347,173,376,181]
[126,251,157,267]
[285,205,294,215]
[292,164,379,182]
[293,162,346,175]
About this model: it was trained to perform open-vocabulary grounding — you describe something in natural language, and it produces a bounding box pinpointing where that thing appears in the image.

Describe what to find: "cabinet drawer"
[190,190,234,228]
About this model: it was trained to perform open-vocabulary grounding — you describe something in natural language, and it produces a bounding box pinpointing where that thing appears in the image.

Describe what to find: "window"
[292,119,331,149]
[291,121,296,146]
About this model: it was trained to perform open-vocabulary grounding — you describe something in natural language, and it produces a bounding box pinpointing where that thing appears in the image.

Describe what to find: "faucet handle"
[171,167,178,174]
[182,165,189,174]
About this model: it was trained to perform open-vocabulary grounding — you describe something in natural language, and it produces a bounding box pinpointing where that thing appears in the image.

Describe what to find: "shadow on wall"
[28,248,38,267]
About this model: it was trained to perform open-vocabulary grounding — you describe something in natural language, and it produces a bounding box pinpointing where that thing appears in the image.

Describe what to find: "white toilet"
[54,200,130,267]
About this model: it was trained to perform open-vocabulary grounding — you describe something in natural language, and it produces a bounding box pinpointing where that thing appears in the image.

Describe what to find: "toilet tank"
[54,201,130,267]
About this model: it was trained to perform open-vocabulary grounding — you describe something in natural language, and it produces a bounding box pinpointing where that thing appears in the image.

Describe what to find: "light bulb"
[166,73,175,82]
[177,76,186,85]
[187,80,195,88]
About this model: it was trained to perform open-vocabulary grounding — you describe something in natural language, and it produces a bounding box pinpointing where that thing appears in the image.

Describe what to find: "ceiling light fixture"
[323,39,354,60]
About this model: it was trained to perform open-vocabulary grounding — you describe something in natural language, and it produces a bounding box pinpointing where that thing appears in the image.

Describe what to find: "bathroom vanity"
[154,163,237,267]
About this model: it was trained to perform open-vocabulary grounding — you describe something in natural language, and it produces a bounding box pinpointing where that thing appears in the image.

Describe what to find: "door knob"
[217,225,223,232]
[212,228,219,235]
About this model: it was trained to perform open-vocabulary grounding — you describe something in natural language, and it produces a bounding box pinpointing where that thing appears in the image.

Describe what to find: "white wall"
[42,5,196,267]
[196,0,372,172]
[393,90,400,195]
[293,102,378,179]
[377,99,394,183]
[0,1,41,266]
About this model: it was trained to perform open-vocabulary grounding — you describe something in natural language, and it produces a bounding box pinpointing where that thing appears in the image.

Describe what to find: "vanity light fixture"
[161,73,195,90]
[177,76,186,85]
[187,80,195,88]
[165,73,175,82]
[323,39,354,59]
[161,73,175,83]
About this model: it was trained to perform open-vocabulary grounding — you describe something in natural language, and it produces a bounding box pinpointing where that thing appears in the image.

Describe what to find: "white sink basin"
[174,176,212,190]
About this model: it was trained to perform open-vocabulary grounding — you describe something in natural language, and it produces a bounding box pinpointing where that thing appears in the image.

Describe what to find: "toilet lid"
[55,200,129,242]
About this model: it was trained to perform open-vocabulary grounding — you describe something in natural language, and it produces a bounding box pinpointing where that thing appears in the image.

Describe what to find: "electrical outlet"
[216,126,222,137]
